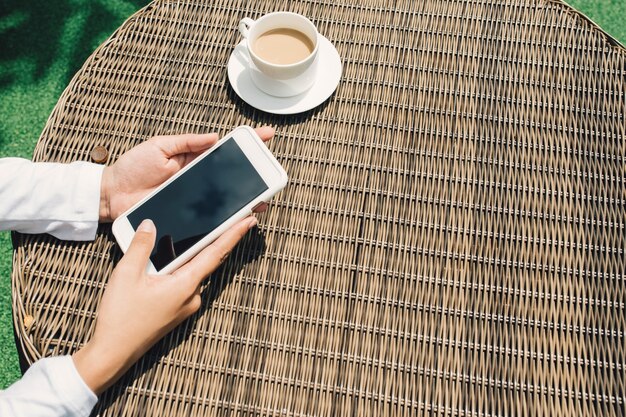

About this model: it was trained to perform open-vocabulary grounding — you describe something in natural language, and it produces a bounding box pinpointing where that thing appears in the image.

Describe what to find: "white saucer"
[227,36,342,115]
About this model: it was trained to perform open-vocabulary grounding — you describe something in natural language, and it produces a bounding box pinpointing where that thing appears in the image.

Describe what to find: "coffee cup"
[238,12,319,97]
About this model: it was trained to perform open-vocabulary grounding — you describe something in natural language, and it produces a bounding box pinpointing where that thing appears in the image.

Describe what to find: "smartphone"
[112,125,288,274]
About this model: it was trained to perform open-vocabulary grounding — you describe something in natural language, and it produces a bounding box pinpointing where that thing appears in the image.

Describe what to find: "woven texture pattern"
[12,0,625,416]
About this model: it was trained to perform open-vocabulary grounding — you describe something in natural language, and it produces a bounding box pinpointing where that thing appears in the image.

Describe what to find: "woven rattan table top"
[11,1,626,416]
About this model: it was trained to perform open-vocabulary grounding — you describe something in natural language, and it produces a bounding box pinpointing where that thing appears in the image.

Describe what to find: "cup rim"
[247,11,319,68]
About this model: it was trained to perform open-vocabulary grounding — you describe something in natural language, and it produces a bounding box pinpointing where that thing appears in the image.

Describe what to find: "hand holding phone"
[112,126,288,274]
[74,214,259,394]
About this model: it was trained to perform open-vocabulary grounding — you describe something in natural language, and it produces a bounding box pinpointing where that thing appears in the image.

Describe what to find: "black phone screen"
[127,137,269,271]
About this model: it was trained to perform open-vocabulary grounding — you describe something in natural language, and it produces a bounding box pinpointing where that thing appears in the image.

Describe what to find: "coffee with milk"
[253,28,315,65]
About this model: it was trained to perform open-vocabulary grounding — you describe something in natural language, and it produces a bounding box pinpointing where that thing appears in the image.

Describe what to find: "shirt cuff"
[46,356,98,416]
[68,162,105,241]
[17,356,98,416]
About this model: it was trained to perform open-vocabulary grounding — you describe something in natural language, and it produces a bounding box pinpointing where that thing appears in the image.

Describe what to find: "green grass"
[0,0,150,389]
[0,0,624,389]
[566,0,626,45]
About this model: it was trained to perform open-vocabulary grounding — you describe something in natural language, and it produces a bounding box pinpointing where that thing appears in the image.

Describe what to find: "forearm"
[0,158,104,240]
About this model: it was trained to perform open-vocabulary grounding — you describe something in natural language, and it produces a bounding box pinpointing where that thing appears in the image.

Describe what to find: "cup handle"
[238,17,255,39]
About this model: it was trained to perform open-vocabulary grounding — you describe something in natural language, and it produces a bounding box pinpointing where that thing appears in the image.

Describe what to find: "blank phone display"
[127,138,268,271]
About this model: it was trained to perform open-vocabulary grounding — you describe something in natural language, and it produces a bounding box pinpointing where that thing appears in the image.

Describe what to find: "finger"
[166,275,203,308]
[180,149,210,168]
[254,126,275,142]
[192,284,202,297]
[169,150,208,171]
[156,133,219,157]
[176,294,202,319]
[252,202,268,213]
[122,219,156,273]
[174,217,258,284]
[175,127,274,170]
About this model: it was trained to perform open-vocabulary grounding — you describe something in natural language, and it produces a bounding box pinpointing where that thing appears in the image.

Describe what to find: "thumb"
[157,133,218,157]
[122,219,156,272]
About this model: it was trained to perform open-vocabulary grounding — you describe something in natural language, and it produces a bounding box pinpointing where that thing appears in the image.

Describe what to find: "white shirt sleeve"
[0,356,98,417]
[0,158,104,241]
[0,157,103,415]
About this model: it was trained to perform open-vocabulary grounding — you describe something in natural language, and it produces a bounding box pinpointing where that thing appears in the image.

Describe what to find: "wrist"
[72,339,128,395]
[99,167,113,222]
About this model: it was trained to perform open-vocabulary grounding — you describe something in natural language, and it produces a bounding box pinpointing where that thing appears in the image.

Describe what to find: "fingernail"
[248,217,258,230]
[138,219,155,233]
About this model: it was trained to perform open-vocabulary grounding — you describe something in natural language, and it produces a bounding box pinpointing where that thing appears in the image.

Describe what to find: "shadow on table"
[0,0,151,151]
[93,227,267,412]
[0,0,150,86]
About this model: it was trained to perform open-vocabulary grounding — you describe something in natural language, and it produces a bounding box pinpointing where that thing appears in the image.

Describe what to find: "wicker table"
[11,1,625,416]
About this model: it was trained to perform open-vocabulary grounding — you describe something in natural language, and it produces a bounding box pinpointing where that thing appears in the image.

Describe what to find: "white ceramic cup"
[238,12,319,97]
